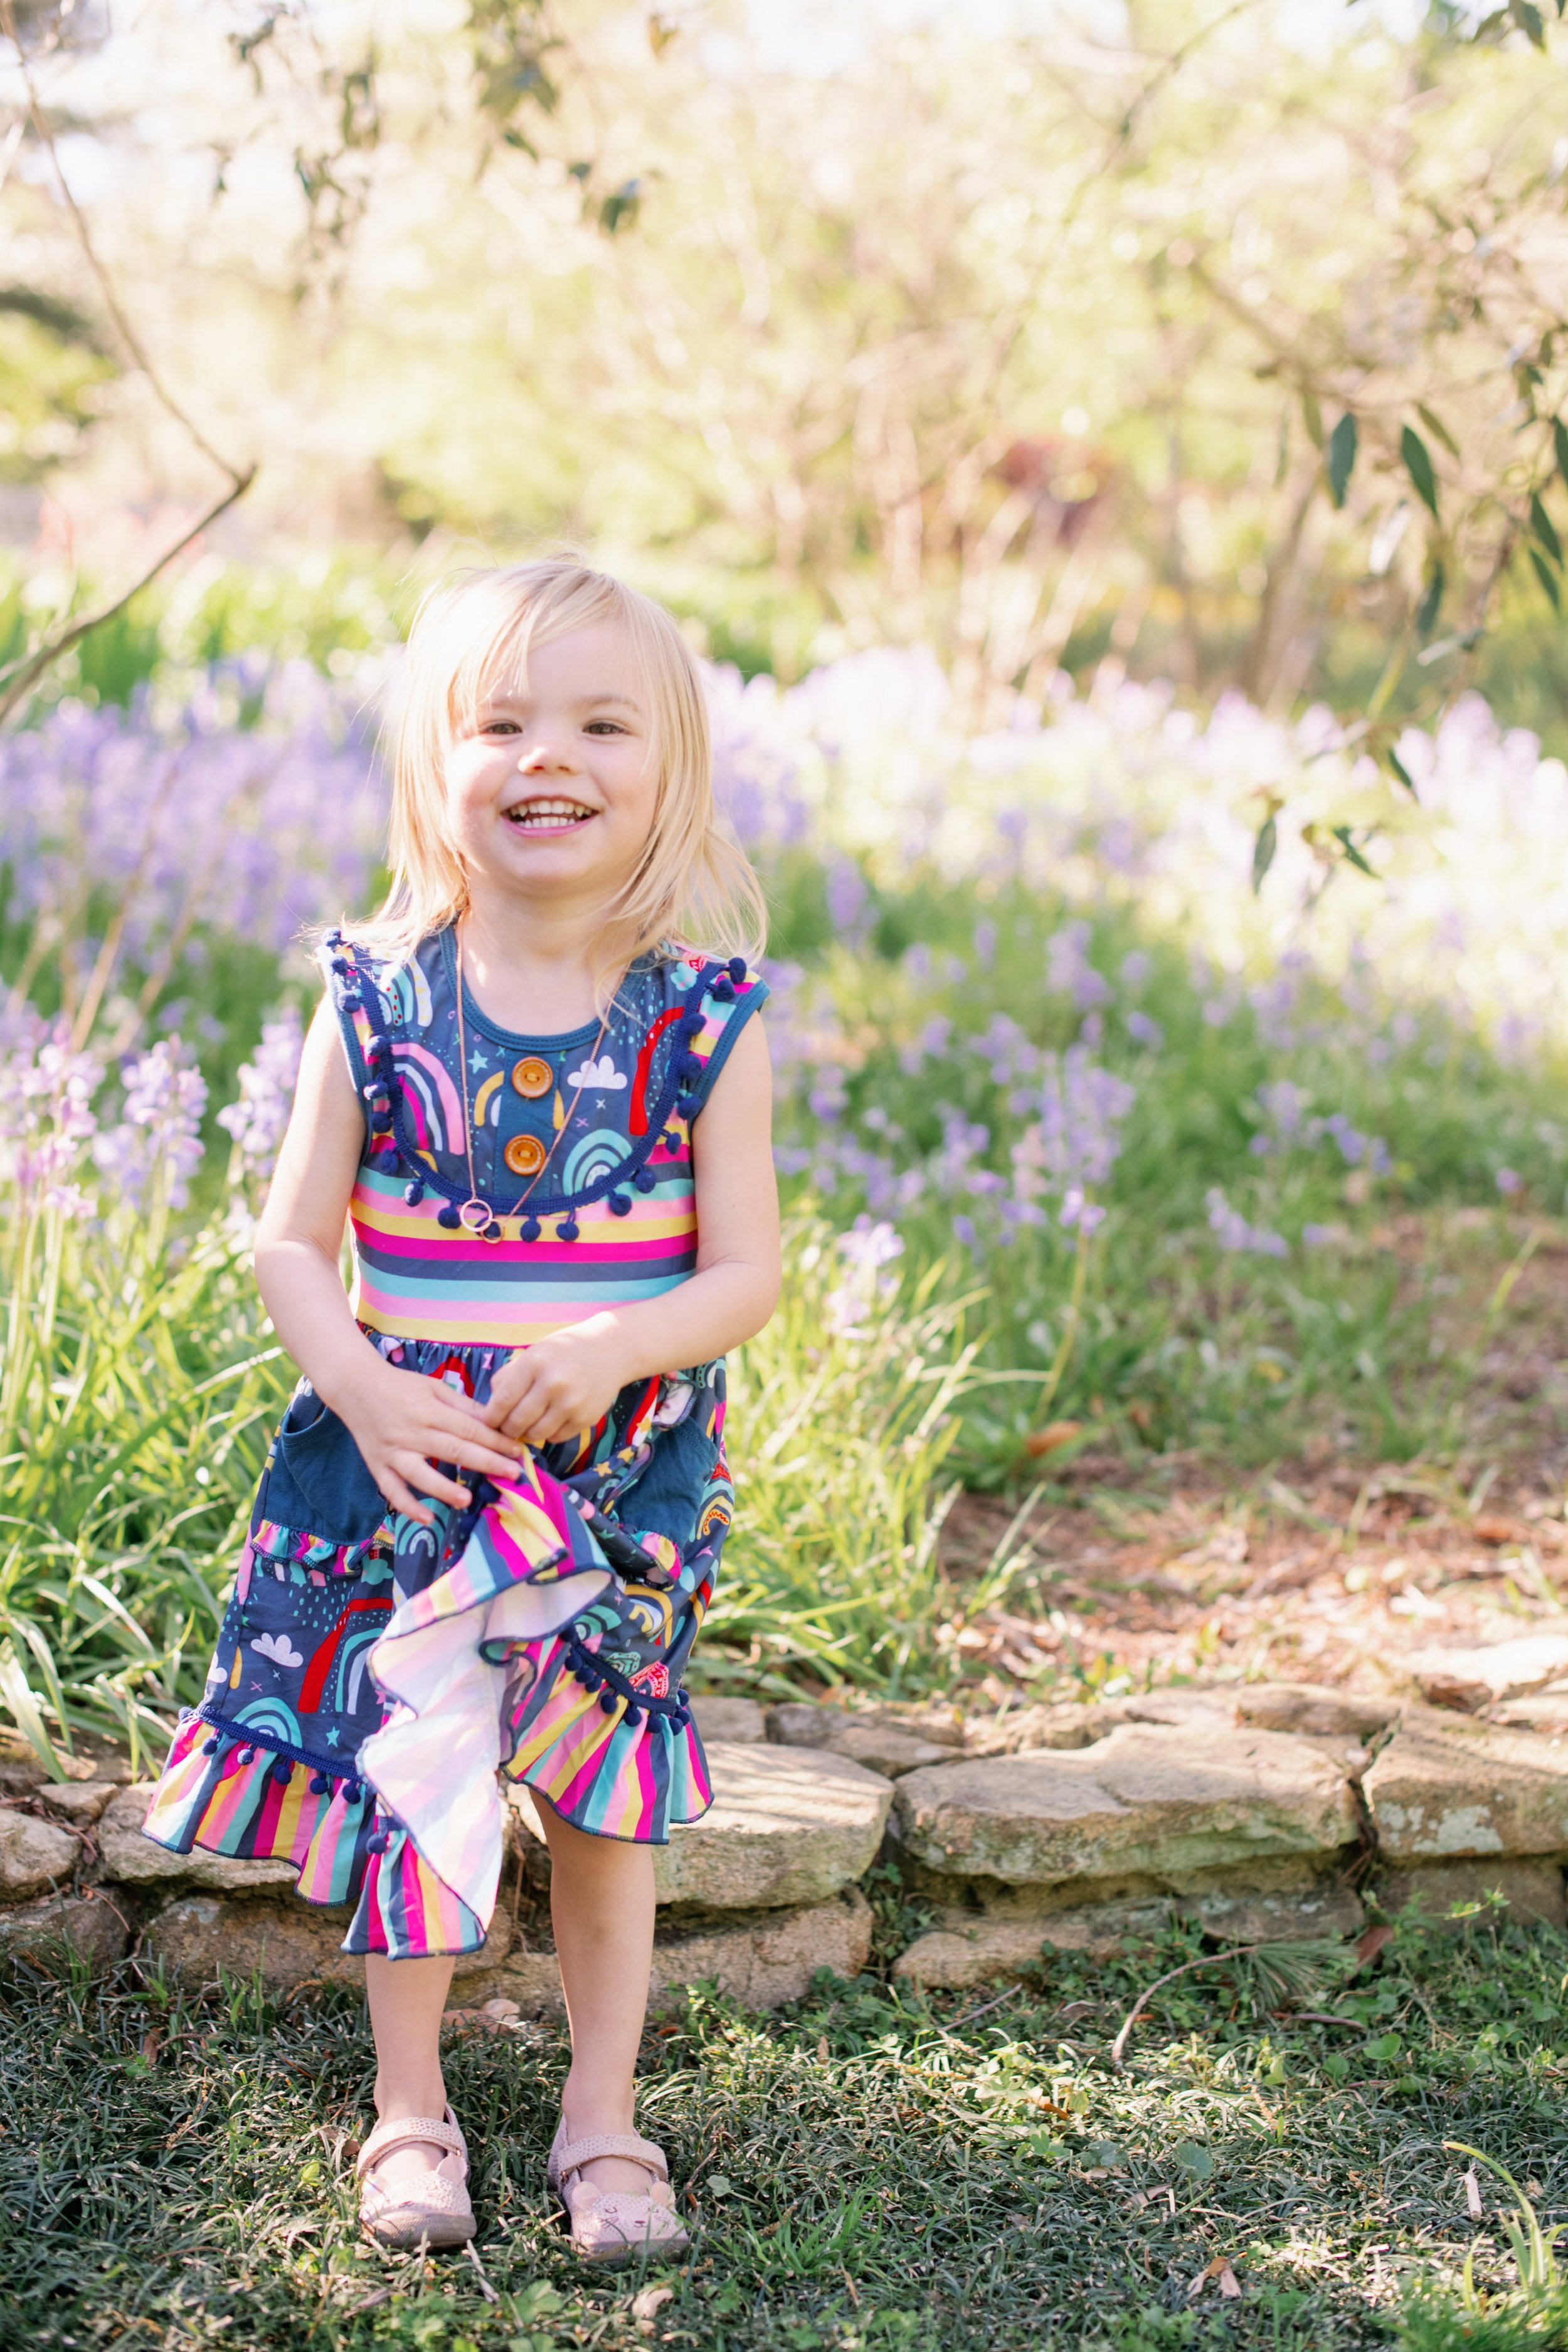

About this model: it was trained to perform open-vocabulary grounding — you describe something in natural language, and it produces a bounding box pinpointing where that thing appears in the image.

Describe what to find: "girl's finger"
[445,1434,529,1480]
[377,1468,432,1526]
[432,1402,524,1451]
[398,1454,475,1510]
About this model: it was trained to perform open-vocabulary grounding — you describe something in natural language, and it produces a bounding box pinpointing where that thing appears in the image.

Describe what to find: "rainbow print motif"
[139,929,764,1961]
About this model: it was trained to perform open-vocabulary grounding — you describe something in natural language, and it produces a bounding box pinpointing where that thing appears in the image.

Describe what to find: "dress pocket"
[260,1387,388,1546]
[617,1404,721,1549]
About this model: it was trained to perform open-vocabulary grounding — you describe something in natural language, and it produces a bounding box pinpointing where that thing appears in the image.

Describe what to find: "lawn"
[6,1905,1568,2351]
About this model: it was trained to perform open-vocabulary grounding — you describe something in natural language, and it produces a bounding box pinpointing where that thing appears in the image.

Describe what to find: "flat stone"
[1407,1634,1568,1714]
[40,1782,116,1825]
[0,1890,129,1971]
[463,1890,874,2017]
[766,1703,853,1747]
[511,1741,892,1910]
[1363,1717,1568,1863]
[688,1697,766,1744]
[1378,1859,1565,1930]
[0,1808,79,1898]
[895,1900,1173,1991]
[893,1724,1359,1888]
[1177,1882,1365,1944]
[144,1894,511,1988]
[820,1723,953,1778]
[962,1703,1116,1757]
[97,1786,300,1894]
[1235,1685,1399,1740]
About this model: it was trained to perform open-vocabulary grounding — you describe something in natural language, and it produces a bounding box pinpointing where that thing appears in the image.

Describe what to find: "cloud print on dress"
[566,1054,627,1091]
[251,1631,304,1669]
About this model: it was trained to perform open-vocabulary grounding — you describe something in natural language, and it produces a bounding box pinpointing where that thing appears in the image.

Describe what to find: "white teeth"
[505,799,594,827]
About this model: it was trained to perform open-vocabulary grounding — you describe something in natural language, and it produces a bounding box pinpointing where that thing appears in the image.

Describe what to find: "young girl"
[141,559,779,2262]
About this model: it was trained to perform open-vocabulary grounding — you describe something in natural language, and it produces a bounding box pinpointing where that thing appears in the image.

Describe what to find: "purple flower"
[953,1214,978,1250]
[1125,1009,1164,1050]
[0,1012,102,1218]
[95,1036,208,1212]
[1206,1187,1288,1258]
[1496,1168,1523,1195]
[972,919,997,969]
[216,1007,303,1182]
[1046,921,1111,1010]
[825,860,868,933]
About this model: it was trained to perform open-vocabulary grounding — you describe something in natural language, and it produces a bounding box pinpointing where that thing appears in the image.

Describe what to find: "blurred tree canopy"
[4,0,1568,761]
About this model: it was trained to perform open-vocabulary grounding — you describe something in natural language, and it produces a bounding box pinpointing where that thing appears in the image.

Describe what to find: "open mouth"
[502,797,598,834]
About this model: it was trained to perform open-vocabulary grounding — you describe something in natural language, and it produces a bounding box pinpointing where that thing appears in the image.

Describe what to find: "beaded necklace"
[450,927,610,1247]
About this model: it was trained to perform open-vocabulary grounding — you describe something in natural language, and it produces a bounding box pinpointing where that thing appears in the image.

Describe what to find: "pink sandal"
[547,2117,691,2262]
[357,2106,476,2250]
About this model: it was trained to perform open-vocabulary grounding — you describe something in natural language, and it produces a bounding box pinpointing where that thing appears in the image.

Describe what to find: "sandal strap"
[556,2131,668,2185]
[356,2109,465,2178]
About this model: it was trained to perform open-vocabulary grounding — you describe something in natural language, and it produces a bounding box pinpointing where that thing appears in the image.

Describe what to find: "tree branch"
[0,466,256,725]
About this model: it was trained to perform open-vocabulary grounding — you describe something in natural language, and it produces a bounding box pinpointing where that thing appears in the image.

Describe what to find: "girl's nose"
[517,739,575,772]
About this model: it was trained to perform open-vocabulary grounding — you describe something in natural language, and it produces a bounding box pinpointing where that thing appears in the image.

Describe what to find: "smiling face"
[443,619,660,918]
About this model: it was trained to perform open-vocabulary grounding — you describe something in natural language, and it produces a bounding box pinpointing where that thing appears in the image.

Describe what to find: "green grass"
[6,1905,1568,2349]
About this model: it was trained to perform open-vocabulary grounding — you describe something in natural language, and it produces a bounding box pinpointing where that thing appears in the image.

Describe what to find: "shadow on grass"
[4,1904,1568,2350]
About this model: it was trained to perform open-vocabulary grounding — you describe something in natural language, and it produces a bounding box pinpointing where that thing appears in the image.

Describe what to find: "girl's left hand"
[482,1316,630,1447]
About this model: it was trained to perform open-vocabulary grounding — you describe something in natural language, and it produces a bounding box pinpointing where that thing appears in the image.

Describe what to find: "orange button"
[511,1056,553,1098]
[504,1133,547,1177]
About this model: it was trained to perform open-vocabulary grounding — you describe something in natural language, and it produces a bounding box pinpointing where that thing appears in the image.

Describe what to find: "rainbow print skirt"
[140,1339,728,1958]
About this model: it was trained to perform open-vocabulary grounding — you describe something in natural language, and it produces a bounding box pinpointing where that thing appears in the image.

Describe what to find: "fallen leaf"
[1465,2166,1483,2221]
[632,2286,675,2322]
[1217,2260,1242,2299]
[1354,1923,1396,1968]
[817,2036,830,2061]
[140,2029,162,2067]
[1473,1515,1522,1545]
[706,2173,732,2197]
[480,1996,521,2020]
[1024,1419,1083,1458]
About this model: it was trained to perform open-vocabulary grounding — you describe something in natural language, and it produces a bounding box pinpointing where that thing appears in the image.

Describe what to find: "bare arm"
[483,1014,781,1444]
[255,997,522,1525]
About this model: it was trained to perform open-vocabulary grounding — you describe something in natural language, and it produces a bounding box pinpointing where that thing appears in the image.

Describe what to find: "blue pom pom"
[484,1220,502,1242]
[403,1179,425,1205]
[633,1165,657,1193]
[365,1830,390,1855]
[438,1204,462,1231]
[712,977,734,1001]
[599,1690,618,1714]
[331,956,349,977]
[662,1130,682,1152]
[201,1735,220,1756]
[472,1478,500,1510]
[677,1052,704,1087]
[344,1780,363,1806]
[681,1015,706,1045]
[521,1214,541,1242]
[610,1192,632,1217]
[623,1703,642,1729]
[270,1759,292,1787]
[728,956,748,983]
[558,1217,580,1242]
[238,1747,255,1766]
[309,1774,331,1795]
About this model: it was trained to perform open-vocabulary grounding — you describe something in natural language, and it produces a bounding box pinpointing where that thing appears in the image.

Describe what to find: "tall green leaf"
[1531,546,1562,609]
[1530,489,1562,566]
[1325,411,1357,508]
[1401,425,1440,519]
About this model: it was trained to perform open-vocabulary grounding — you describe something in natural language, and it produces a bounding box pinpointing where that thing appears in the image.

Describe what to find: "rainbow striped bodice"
[321,926,768,1349]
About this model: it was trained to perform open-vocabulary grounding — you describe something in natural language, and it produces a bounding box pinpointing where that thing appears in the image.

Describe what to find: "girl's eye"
[585,719,628,736]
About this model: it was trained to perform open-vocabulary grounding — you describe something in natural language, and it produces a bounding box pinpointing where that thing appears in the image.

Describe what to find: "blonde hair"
[358,558,766,984]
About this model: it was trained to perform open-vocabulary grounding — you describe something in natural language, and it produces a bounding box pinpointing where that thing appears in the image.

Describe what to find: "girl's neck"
[456,889,621,1033]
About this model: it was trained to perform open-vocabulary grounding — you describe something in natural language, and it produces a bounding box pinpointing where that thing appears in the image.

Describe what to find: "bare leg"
[541,1806,657,2195]
[364,1950,458,2186]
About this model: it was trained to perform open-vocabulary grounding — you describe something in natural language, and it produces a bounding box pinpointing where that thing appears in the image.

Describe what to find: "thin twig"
[462,2240,499,2302]
[0,470,255,724]
[1110,1942,1265,2068]
[4,4,246,490]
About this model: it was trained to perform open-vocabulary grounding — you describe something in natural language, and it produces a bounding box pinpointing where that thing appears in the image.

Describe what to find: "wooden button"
[504,1133,547,1178]
[511,1056,553,1098]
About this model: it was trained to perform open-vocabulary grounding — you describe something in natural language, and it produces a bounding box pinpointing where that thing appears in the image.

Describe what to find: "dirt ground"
[936,1211,1568,1713]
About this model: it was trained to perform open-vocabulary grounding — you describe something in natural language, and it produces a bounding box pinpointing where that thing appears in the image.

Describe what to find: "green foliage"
[9,1904,1568,2349]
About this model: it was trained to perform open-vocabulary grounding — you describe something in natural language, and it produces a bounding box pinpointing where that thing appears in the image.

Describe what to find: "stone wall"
[5,1670,1568,2009]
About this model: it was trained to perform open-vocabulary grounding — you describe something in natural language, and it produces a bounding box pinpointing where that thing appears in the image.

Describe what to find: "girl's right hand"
[331,1362,526,1527]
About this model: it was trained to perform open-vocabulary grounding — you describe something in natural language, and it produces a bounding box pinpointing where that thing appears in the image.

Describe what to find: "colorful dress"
[141,925,768,1959]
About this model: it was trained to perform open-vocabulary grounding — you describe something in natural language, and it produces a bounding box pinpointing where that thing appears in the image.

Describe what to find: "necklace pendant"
[457,1197,492,1234]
